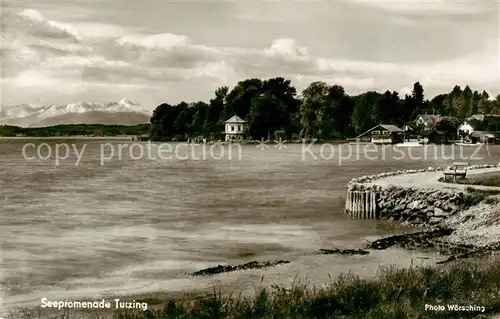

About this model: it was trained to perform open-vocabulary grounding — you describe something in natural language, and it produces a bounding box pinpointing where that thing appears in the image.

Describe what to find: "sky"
[1,0,499,111]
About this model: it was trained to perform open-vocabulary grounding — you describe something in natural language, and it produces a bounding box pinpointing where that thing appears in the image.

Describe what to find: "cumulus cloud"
[16,9,82,42]
[263,38,311,60]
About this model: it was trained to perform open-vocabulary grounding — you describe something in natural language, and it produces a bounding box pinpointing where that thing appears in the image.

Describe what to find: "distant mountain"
[1,98,151,127]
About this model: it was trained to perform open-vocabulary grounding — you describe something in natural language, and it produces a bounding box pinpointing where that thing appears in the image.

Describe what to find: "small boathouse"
[224,115,246,142]
[356,124,404,144]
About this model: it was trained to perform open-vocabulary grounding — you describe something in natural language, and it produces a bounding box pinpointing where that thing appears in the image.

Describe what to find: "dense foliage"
[150,78,500,141]
[0,124,150,137]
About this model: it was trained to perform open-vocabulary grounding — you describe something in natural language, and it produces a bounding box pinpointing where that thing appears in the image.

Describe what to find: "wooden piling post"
[356,191,360,218]
[354,192,358,218]
[361,192,366,219]
[350,191,354,216]
[366,192,370,219]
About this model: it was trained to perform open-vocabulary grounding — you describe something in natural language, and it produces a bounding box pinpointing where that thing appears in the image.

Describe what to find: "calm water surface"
[1,140,499,312]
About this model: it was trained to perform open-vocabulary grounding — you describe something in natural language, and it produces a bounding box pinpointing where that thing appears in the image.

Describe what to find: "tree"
[298,82,349,140]
[202,86,228,138]
[352,92,379,135]
[435,117,458,133]
[478,90,490,114]
[262,77,300,138]
[461,85,473,118]
[247,94,284,140]
[429,94,448,115]
[172,102,191,137]
[150,103,174,139]
[299,81,329,139]
[224,79,263,121]
[408,82,428,119]
[372,90,400,125]
[190,101,208,136]
[240,77,300,140]
[471,90,480,115]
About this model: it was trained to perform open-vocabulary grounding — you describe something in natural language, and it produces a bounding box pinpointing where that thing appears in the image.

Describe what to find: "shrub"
[273,130,287,141]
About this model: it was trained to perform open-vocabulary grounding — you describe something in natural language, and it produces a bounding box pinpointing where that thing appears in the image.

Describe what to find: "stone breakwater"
[345,163,500,226]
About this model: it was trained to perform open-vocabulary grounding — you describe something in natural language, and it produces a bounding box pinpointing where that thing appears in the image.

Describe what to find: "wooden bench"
[443,162,469,182]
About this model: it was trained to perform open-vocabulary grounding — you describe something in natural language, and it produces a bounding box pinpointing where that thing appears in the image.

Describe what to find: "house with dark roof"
[415,114,441,130]
[458,114,500,137]
[471,131,497,144]
[356,124,404,144]
[224,115,246,142]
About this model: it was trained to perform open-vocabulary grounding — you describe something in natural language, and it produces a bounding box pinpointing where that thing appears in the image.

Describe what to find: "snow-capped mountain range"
[1,98,152,127]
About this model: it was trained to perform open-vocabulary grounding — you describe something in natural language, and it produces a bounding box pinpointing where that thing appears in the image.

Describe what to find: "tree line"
[0,124,151,137]
[150,78,500,141]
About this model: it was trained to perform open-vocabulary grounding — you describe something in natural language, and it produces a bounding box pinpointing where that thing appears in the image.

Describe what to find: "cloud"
[113,33,317,80]
[263,38,311,60]
[112,32,222,70]
[116,33,191,50]
[16,9,82,42]
[399,86,413,96]
[3,6,499,107]
[5,69,87,101]
[69,22,129,39]
[352,0,497,15]
[10,69,55,88]
[3,8,92,71]
[185,60,236,83]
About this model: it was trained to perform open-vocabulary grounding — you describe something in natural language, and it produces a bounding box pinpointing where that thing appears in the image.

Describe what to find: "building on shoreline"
[458,114,500,143]
[356,124,404,144]
[415,114,441,131]
[224,115,246,142]
[471,131,497,144]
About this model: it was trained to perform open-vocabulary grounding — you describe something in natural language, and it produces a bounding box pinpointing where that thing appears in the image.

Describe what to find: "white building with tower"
[224,115,246,142]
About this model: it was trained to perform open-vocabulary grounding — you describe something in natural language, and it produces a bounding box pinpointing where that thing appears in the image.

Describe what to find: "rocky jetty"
[346,163,500,263]
[377,187,496,226]
[190,260,290,276]
[345,164,500,227]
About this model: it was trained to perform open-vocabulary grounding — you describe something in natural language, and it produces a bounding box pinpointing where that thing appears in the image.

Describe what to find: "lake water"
[1,139,499,314]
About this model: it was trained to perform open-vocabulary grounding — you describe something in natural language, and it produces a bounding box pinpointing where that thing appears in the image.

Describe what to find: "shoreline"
[8,253,500,318]
[6,164,500,318]
[0,137,475,147]
[0,136,137,140]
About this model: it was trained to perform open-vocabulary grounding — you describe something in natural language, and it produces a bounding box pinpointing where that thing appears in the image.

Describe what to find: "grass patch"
[466,173,500,188]
[440,172,500,188]
[460,187,500,209]
[10,257,500,319]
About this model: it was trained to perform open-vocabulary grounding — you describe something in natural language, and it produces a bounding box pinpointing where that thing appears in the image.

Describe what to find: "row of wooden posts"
[345,190,380,219]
